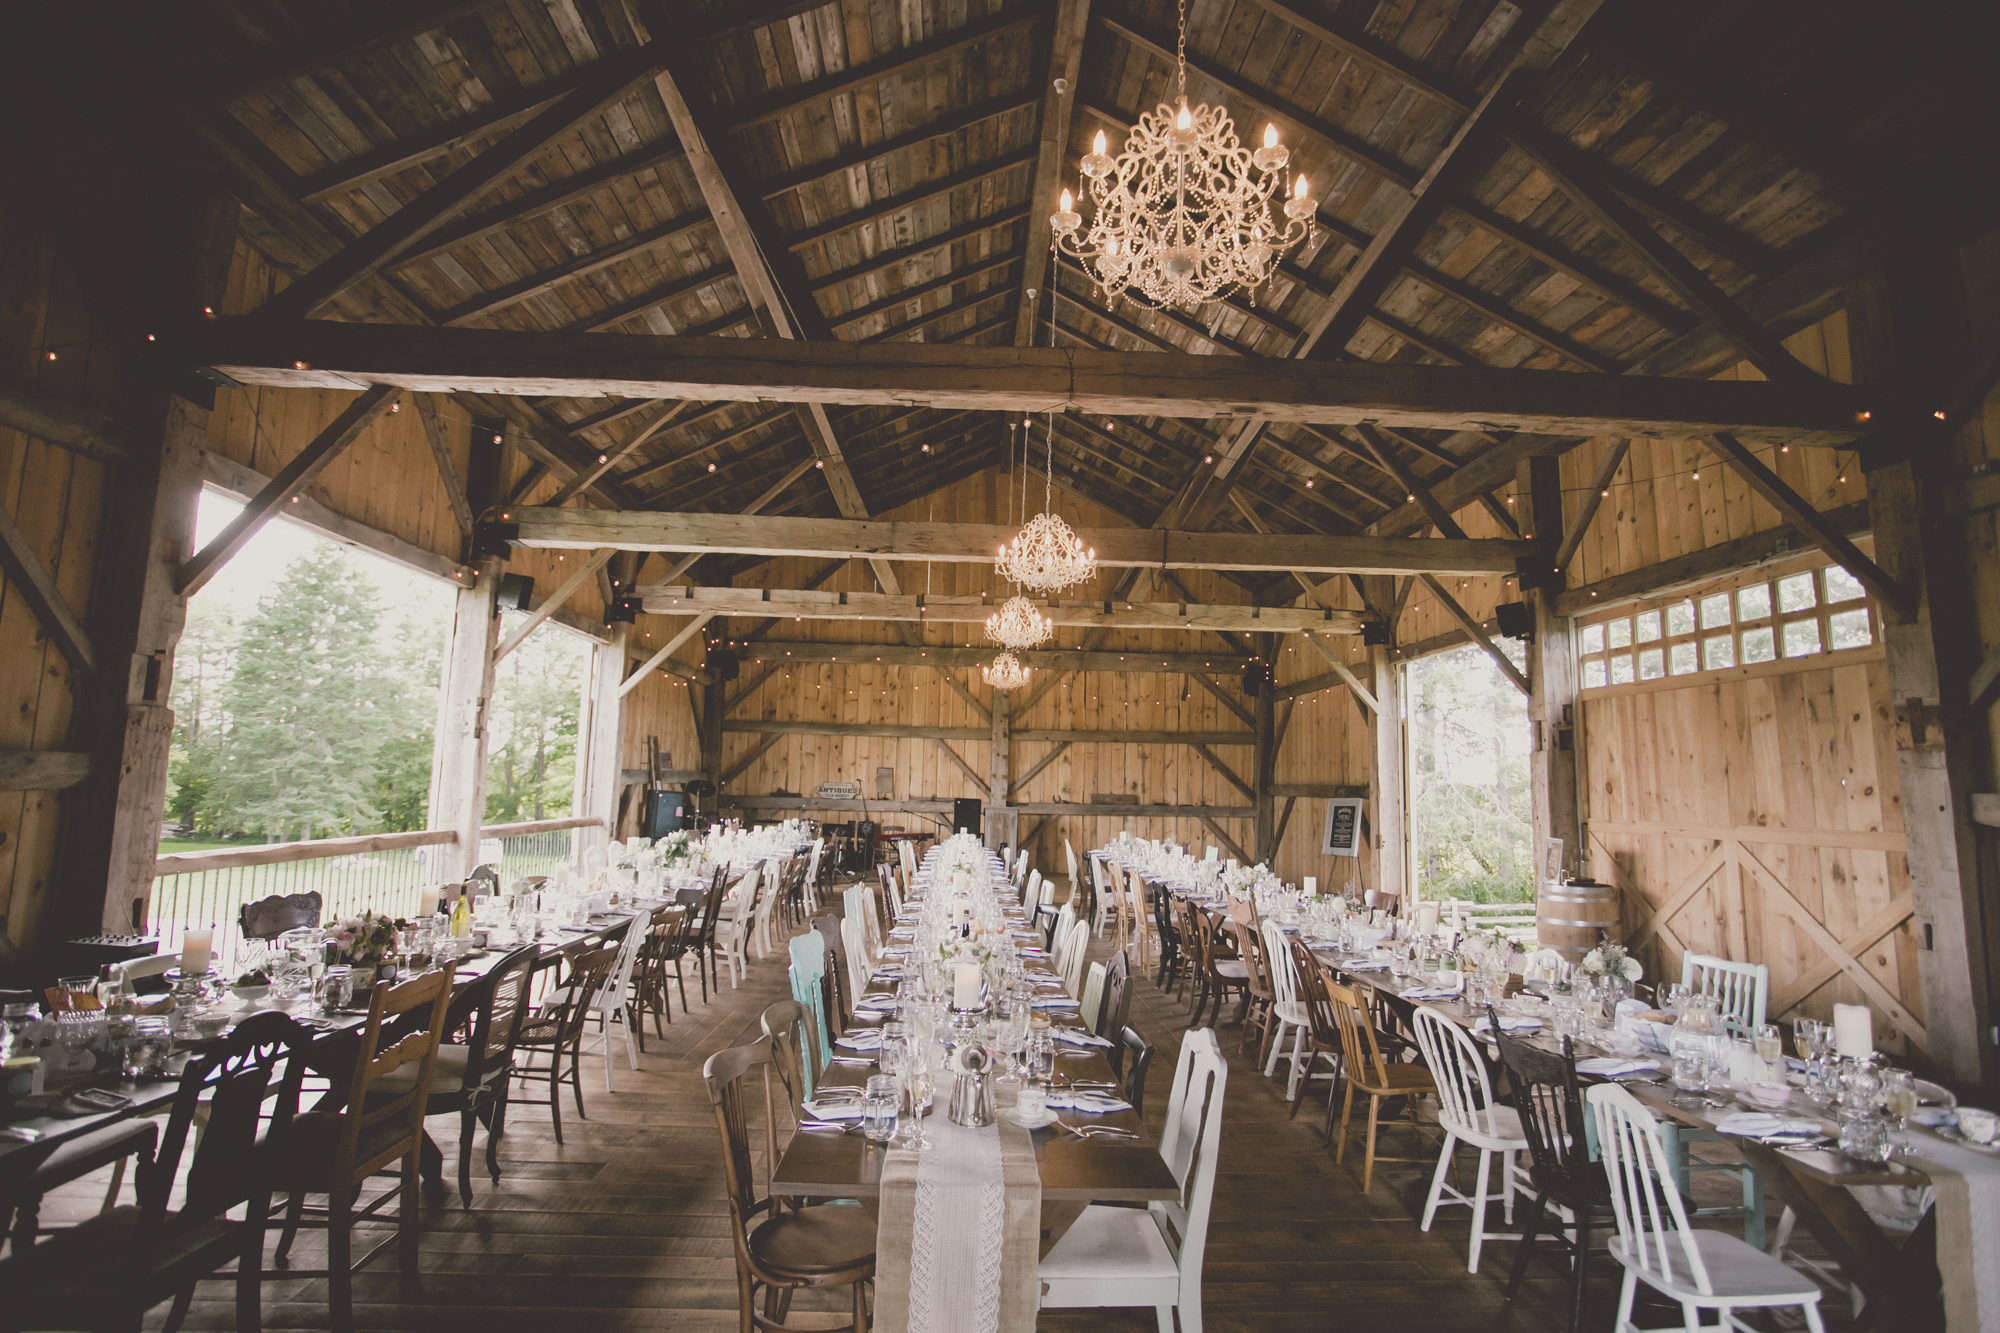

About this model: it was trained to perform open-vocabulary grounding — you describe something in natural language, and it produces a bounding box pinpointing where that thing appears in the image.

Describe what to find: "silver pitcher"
[947,1067,996,1127]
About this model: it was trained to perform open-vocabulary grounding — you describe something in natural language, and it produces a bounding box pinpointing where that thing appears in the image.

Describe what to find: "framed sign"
[815,781,860,800]
[1542,837,1566,883]
[1321,798,1364,857]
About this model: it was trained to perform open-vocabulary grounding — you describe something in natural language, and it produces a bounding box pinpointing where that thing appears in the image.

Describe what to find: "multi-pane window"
[1577,556,1875,692]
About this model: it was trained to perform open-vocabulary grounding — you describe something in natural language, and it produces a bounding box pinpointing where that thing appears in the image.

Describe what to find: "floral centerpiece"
[325,911,399,972]
[1581,940,1643,983]
[652,829,694,869]
[1467,927,1531,974]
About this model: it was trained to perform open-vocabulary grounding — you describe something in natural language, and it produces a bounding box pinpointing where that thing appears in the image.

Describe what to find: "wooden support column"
[987,686,1014,850]
[574,622,630,855]
[1362,576,1407,902]
[1848,258,1996,1085]
[428,559,502,877]
[1516,454,1580,878]
[1253,634,1278,862]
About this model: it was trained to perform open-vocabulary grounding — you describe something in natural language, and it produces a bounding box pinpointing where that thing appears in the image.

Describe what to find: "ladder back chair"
[1410,1005,1528,1273]
[633,903,693,1034]
[1588,1084,1826,1333]
[787,932,834,1092]
[704,1043,876,1332]
[1326,977,1439,1194]
[1284,941,1347,1135]
[510,945,618,1144]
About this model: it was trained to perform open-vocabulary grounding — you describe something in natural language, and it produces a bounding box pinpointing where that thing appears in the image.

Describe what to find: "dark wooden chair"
[264,969,455,1333]
[1104,1025,1155,1117]
[374,943,539,1206]
[1096,948,1134,1039]
[1150,883,1187,994]
[703,1041,875,1332]
[1490,1015,1615,1333]
[810,913,851,1030]
[1183,901,1247,1028]
[633,903,693,1033]
[691,863,730,1001]
[238,892,323,941]
[1286,941,1349,1139]
[509,945,618,1145]
[0,1011,312,1333]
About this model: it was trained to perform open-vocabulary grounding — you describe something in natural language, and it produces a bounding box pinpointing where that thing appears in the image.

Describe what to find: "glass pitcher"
[1670,994,1721,1107]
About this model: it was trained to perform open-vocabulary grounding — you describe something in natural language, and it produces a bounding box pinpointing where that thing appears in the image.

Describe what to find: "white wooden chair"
[1025,868,1042,913]
[579,909,652,1090]
[1058,917,1091,998]
[750,861,788,960]
[1015,854,1032,898]
[107,951,181,991]
[1123,867,1155,972]
[801,840,823,914]
[1588,1083,1826,1333]
[1411,1006,1529,1273]
[711,864,760,989]
[1079,961,1107,1034]
[839,914,871,1007]
[1039,1028,1229,1332]
[1257,920,1311,1097]
[1064,839,1080,907]
[1664,953,1771,1245]
[842,885,878,967]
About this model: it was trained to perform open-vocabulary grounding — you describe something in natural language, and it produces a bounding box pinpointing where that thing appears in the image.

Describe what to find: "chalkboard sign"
[815,781,860,800]
[1321,798,1363,857]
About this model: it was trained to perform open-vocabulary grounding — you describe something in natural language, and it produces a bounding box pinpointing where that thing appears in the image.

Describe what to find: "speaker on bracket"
[1494,601,1535,641]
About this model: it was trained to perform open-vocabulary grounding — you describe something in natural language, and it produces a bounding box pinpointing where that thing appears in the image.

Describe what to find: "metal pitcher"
[947,1067,996,1128]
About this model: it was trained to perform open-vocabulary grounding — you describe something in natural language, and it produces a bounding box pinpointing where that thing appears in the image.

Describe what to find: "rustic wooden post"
[575,622,630,854]
[1848,258,1997,1084]
[1516,454,1581,878]
[1253,634,1277,863]
[1362,576,1407,903]
[427,420,510,879]
[987,685,1014,851]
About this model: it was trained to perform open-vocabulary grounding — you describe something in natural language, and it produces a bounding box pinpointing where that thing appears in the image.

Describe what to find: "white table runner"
[1905,1133,2000,1329]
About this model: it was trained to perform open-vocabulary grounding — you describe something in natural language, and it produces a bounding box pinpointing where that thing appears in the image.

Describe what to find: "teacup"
[1015,1086,1047,1120]
[1956,1107,1999,1144]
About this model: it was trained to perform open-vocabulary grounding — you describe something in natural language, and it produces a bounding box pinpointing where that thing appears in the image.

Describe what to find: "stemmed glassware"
[902,1042,935,1152]
[993,997,1030,1085]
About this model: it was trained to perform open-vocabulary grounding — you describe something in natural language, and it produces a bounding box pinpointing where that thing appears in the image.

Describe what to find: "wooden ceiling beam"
[636,585,1362,635]
[1257,431,1397,511]
[810,209,1030,295]
[832,249,1024,332]
[784,150,1038,253]
[472,393,642,511]
[543,401,693,509]
[1552,438,1630,573]
[298,87,568,204]
[503,506,1531,575]
[193,318,1869,447]
[0,382,133,466]
[559,396,678,439]
[622,408,799,486]
[723,10,1040,133]
[861,288,1018,346]
[208,0,500,108]
[1015,0,1093,346]
[740,641,1251,675]
[557,260,739,335]
[441,212,715,326]
[759,94,1040,201]
[259,42,670,320]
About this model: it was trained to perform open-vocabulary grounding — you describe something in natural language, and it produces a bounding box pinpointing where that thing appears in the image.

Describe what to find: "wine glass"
[1754,1023,1783,1068]
[1793,1018,1824,1061]
[1883,1069,1917,1153]
[903,1050,935,1152]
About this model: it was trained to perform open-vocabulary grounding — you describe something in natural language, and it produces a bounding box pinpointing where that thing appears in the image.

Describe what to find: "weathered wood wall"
[0,180,114,950]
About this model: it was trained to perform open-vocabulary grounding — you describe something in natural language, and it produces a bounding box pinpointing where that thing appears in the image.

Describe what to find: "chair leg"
[237,1188,269,1333]
[399,1151,422,1273]
[1420,1132,1456,1231]
[328,1188,354,1333]
[162,1283,196,1333]
[851,1277,869,1333]
[569,1043,589,1119]
[1334,1082,1355,1163]
[547,1062,566,1145]
[1503,1191,1548,1302]
[487,1087,511,1184]
[458,1107,476,1207]
[1362,1095,1381,1194]
[1467,1147,1494,1273]
[274,1192,306,1263]
[1568,1213,1592,1333]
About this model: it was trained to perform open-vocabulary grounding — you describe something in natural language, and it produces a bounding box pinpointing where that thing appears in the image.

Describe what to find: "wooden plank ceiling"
[162,0,1961,590]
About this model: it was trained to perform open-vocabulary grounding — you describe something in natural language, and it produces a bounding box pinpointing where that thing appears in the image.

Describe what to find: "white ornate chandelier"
[981,650,1032,691]
[986,595,1053,650]
[1049,0,1316,310]
[995,414,1097,593]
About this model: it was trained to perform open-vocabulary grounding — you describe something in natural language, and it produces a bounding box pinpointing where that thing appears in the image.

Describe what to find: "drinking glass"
[1793,1018,1824,1061]
[1025,1028,1054,1085]
[123,1016,172,1079]
[862,1075,901,1143]
[1660,982,1691,1015]
[1754,1023,1783,1067]
[903,1062,935,1152]
[1883,1069,1917,1153]
[319,966,354,1015]
[994,1000,1029,1084]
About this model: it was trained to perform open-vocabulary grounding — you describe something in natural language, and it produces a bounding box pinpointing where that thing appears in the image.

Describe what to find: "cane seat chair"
[705,1042,876,1332]
[1326,977,1439,1194]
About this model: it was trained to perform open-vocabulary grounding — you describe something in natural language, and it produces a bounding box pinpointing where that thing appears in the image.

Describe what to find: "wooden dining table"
[767,902,1180,1256]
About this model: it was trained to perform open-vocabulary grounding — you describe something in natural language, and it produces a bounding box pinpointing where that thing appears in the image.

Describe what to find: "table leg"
[1039,1199,1088,1258]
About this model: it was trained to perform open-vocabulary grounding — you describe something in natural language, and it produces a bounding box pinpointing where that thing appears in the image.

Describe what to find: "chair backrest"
[1154,1029,1228,1286]
[1060,918,1090,995]
[702,1042,784,1233]
[548,945,620,1046]
[1115,1024,1153,1116]
[1025,868,1042,911]
[804,840,823,894]
[435,943,540,1095]
[760,998,814,1111]
[1065,841,1079,896]
[1152,884,1180,951]
[342,965,456,1181]
[1238,920,1275,1003]
[110,951,182,991]
[842,884,878,962]
[1325,978,1393,1089]
[1079,961,1106,1036]
[1262,920,1301,1013]
[1099,948,1133,1038]
[238,892,323,940]
[600,912,651,1012]
[840,915,870,1004]
[1090,856,1110,910]
[1288,940,1341,1051]
[787,932,832,1078]
[1589,1082,1716,1295]
[1490,1015,1595,1197]
[1680,952,1768,1037]
[1410,1006,1510,1141]
[1363,889,1399,916]
[140,1011,312,1250]
[694,863,730,951]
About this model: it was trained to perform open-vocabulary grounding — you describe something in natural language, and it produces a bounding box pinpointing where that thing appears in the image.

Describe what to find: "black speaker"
[952,798,983,836]
[496,573,534,611]
[1494,601,1535,641]
[605,596,639,624]
[644,789,692,838]
[1241,659,1274,696]
[707,647,740,680]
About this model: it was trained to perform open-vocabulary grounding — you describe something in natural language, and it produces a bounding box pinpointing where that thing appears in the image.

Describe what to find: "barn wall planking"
[1952,225,2000,788]
[0,175,117,948]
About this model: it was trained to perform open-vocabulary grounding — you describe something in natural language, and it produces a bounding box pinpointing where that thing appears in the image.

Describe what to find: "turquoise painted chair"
[1660,953,1772,1246]
[787,932,832,1102]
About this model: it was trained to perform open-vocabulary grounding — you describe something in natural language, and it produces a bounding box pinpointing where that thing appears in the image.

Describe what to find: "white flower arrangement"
[1581,942,1643,982]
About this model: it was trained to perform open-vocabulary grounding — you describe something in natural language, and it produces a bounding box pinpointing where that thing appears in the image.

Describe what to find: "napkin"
[835,1029,883,1051]
[1053,1027,1113,1048]
[1913,1107,1959,1129]
[1470,1015,1543,1034]
[1338,959,1389,971]
[1575,1057,1660,1078]
[802,1098,865,1121]
[1032,996,1081,1009]
[855,995,899,1012]
[1715,1112,1822,1140]
[1043,1091,1134,1114]
[1400,986,1461,1000]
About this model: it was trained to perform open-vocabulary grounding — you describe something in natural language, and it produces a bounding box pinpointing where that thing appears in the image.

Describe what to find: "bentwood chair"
[760,999,817,1115]
[0,1012,311,1333]
[510,945,618,1145]
[1491,1020,1613,1333]
[705,1042,876,1332]
[267,968,456,1333]
[1038,1028,1228,1332]
[1410,1006,1528,1273]
[1326,978,1439,1194]
[1589,1084,1827,1333]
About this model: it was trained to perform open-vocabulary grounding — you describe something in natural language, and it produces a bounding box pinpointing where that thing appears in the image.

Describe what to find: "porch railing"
[147,817,602,972]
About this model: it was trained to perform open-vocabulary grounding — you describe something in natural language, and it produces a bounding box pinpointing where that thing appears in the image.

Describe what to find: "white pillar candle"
[1832,1003,1873,1059]
[181,926,214,975]
[953,960,982,1010]
[417,885,441,917]
[1303,877,1317,896]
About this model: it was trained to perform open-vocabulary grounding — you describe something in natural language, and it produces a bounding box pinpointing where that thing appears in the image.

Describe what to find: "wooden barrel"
[1537,881,1622,963]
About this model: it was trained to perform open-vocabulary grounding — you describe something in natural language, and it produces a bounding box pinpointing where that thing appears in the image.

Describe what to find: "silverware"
[799,1120,863,1133]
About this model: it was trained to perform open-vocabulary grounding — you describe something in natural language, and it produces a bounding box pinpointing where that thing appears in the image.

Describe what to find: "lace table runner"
[1905,1134,2000,1329]
[874,1112,1040,1333]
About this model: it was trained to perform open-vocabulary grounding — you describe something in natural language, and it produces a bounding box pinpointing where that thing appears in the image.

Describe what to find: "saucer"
[1003,1106,1058,1129]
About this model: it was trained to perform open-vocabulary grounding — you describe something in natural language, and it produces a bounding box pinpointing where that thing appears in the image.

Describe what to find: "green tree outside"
[1407,641,1534,904]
